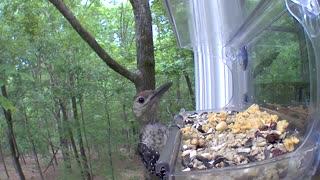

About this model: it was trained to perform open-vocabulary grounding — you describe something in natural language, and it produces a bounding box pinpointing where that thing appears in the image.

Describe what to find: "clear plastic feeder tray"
[157,0,320,179]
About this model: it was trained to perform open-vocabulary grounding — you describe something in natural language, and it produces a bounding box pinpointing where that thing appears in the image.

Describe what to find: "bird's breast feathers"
[140,123,169,152]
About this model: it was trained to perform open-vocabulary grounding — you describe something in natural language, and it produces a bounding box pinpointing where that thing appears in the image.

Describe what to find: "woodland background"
[0,0,310,179]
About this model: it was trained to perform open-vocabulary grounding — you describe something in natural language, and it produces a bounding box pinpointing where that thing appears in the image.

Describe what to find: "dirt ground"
[0,151,144,180]
[0,155,58,180]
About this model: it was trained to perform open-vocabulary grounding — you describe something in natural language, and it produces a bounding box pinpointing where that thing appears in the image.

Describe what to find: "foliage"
[249,13,310,104]
[0,0,309,179]
[0,0,193,178]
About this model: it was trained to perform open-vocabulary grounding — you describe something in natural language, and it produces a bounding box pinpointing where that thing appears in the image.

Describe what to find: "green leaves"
[0,0,196,178]
[0,96,16,111]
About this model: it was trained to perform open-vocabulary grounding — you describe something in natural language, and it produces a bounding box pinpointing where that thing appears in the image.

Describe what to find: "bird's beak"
[151,82,172,100]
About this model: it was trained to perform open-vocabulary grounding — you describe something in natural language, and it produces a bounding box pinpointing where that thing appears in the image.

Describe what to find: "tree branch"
[48,0,136,83]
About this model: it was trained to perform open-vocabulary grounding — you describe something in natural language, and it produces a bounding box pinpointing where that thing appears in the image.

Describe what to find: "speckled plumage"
[133,82,172,178]
[140,123,169,152]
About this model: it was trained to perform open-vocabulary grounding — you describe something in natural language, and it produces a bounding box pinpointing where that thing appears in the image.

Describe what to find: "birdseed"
[179,104,300,172]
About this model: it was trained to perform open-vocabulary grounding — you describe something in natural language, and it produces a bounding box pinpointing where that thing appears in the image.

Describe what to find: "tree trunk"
[56,99,71,170]
[59,100,84,178]
[0,143,10,178]
[44,61,71,169]
[121,97,132,152]
[68,129,84,179]
[130,0,156,92]
[69,74,89,179]
[79,97,93,179]
[71,95,91,180]
[45,118,58,166]
[44,149,59,173]
[103,89,115,180]
[176,76,181,102]
[22,103,45,180]
[57,100,71,169]
[31,142,44,180]
[1,85,26,180]
[183,71,195,104]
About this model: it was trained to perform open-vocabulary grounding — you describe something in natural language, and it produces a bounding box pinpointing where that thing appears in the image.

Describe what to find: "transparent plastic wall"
[164,0,287,110]
[162,0,320,179]
[165,0,231,110]
[188,0,245,110]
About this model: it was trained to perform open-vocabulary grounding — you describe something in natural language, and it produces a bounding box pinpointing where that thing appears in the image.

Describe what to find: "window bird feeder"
[157,0,320,179]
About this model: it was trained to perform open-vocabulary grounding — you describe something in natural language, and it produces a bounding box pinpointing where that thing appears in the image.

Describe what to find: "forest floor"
[0,151,144,180]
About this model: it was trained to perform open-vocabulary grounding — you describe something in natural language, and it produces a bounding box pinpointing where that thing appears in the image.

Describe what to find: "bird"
[132,82,172,179]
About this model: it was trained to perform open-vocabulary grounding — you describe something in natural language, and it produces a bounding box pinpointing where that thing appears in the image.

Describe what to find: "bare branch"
[48,0,137,83]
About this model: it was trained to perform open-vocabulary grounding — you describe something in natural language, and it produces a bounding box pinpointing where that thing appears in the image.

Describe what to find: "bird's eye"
[138,97,145,104]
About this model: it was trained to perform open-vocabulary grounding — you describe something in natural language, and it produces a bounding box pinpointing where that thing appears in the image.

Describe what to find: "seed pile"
[180,104,300,172]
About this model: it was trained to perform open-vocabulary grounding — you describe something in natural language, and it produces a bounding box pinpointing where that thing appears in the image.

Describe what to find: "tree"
[47,1,171,179]
[1,85,26,180]
[0,0,194,179]
[48,0,155,92]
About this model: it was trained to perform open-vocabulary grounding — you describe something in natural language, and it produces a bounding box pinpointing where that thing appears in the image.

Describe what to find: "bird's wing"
[138,142,160,174]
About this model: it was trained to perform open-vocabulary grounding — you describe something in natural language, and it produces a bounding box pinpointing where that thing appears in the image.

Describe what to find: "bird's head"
[133,82,172,126]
